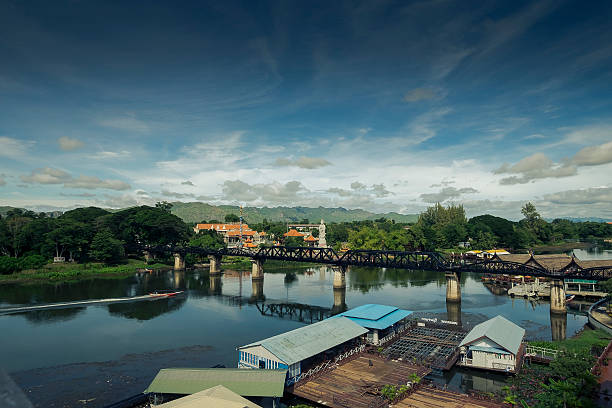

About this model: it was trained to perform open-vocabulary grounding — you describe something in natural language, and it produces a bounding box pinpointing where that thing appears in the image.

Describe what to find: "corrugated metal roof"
[342,304,397,320]
[155,385,262,408]
[333,304,413,330]
[143,368,286,397]
[460,315,525,355]
[239,316,368,365]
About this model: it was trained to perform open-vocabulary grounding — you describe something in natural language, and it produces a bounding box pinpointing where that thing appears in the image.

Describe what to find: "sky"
[1,0,612,220]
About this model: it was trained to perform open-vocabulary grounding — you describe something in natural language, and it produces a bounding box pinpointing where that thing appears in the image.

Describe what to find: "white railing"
[525,345,559,359]
[288,344,366,386]
[378,323,411,346]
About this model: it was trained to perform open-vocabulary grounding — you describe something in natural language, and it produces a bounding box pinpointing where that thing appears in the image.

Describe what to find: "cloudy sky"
[1,0,612,220]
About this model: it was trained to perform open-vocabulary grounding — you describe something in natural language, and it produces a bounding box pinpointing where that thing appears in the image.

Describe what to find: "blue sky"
[1,0,612,219]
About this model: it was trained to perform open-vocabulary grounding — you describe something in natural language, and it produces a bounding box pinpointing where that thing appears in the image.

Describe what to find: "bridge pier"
[173,253,185,271]
[332,287,347,315]
[333,265,347,289]
[251,279,265,301]
[550,311,567,341]
[550,279,566,314]
[445,271,461,303]
[208,255,222,275]
[251,259,265,280]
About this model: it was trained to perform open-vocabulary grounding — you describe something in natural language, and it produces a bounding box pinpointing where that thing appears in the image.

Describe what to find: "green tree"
[89,230,125,264]
[155,201,173,213]
[224,213,240,222]
[45,219,89,261]
[190,230,225,249]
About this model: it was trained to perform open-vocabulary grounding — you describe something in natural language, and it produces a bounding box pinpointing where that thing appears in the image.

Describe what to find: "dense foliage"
[0,205,195,272]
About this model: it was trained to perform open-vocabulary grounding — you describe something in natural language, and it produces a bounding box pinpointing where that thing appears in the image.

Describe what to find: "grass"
[0,259,170,284]
[528,327,611,354]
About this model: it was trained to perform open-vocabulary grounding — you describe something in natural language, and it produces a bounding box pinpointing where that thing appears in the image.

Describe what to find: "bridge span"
[146,245,612,315]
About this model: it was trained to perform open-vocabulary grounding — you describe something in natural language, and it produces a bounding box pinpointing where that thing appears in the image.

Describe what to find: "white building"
[458,315,525,373]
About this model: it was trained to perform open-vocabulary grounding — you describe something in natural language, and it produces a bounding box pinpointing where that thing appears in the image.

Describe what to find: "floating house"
[144,368,286,407]
[331,304,413,345]
[458,315,525,373]
[237,317,368,383]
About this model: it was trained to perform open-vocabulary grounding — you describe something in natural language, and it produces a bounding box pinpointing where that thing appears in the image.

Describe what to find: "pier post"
[208,255,222,275]
[550,311,567,341]
[550,279,566,314]
[251,279,264,301]
[445,271,461,303]
[332,287,347,315]
[333,265,347,289]
[173,253,185,270]
[209,274,222,295]
[251,259,264,281]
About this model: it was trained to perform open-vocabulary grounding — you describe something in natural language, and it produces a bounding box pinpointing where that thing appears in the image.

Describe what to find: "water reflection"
[107,296,187,321]
[550,312,567,341]
[446,301,462,326]
[332,287,347,315]
[251,279,264,301]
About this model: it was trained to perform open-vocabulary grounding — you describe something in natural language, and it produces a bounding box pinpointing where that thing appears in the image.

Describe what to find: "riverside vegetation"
[1,201,611,284]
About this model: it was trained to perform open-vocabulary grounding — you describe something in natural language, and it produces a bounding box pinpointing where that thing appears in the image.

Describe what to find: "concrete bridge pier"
[333,265,347,289]
[251,279,265,301]
[173,253,185,270]
[332,287,347,315]
[208,255,222,275]
[550,311,567,341]
[251,259,265,281]
[445,271,461,303]
[550,279,567,314]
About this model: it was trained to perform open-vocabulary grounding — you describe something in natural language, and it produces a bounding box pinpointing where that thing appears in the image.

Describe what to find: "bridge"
[145,245,612,315]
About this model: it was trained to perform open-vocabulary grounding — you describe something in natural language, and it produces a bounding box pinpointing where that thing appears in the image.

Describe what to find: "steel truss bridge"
[147,246,612,281]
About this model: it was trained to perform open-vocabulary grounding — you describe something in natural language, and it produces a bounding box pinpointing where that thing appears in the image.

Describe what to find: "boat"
[566,294,576,303]
[149,290,183,298]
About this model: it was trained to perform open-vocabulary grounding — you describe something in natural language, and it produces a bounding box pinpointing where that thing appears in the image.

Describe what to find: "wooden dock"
[396,386,502,408]
[291,354,430,408]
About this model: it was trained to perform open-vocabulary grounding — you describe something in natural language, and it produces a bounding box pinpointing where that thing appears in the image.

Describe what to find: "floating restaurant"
[330,303,412,345]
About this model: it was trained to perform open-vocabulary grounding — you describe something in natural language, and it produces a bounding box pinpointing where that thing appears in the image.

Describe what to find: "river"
[0,259,597,407]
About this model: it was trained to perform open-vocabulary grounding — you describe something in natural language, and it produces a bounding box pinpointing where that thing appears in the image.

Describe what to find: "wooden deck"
[291,354,430,408]
[396,386,502,408]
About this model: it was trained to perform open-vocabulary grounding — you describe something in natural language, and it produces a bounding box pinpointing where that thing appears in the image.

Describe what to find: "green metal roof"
[144,368,287,397]
[460,315,525,355]
[239,316,368,365]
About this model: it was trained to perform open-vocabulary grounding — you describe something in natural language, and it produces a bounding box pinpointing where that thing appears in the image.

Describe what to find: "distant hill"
[544,217,611,223]
[169,202,419,224]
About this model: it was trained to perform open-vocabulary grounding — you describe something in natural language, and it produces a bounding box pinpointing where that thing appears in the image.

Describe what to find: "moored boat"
[566,294,576,303]
[149,290,183,298]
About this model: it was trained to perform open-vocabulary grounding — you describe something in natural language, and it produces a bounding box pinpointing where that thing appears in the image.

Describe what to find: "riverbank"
[219,257,321,271]
[0,259,170,284]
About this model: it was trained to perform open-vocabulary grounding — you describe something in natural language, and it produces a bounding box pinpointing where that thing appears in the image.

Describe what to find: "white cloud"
[89,150,131,160]
[420,186,479,203]
[542,186,612,205]
[20,168,131,191]
[221,180,308,204]
[494,153,577,184]
[160,190,195,199]
[571,141,612,166]
[181,180,195,186]
[0,136,34,157]
[274,156,331,169]
[58,136,84,151]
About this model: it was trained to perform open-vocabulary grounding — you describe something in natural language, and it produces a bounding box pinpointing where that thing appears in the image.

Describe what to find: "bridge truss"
[146,246,612,281]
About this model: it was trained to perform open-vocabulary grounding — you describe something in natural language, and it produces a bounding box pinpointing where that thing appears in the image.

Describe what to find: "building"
[458,315,525,373]
[286,220,327,247]
[238,317,368,383]
[144,368,286,407]
[194,223,267,247]
[331,304,413,345]
[154,385,262,408]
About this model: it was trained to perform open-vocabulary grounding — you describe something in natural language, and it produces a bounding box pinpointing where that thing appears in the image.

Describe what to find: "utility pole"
[239,205,243,247]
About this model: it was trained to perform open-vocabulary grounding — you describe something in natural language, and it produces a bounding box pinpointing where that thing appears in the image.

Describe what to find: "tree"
[155,201,173,213]
[89,230,125,264]
[190,230,225,249]
[224,213,240,223]
[45,219,89,261]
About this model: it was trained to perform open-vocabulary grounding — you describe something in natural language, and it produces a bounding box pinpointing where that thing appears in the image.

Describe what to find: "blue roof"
[333,304,413,330]
[468,345,511,355]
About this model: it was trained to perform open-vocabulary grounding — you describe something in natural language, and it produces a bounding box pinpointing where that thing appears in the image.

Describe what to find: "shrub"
[18,254,47,270]
[0,256,20,275]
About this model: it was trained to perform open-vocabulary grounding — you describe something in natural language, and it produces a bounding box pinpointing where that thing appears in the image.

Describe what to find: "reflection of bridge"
[147,245,612,315]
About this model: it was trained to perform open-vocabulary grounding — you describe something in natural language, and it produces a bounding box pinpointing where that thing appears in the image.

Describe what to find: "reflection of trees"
[284,272,298,285]
[348,268,384,293]
[107,296,186,320]
[22,307,85,324]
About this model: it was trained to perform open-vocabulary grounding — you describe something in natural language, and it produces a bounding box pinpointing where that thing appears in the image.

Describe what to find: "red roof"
[196,223,249,231]
[284,229,305,237]
[304,235,317,241]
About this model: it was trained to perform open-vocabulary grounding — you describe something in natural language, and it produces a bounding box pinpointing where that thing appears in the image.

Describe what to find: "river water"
[0,259,598,407]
